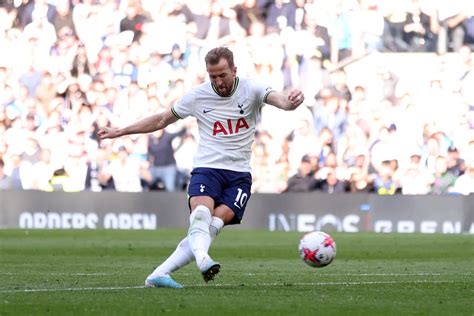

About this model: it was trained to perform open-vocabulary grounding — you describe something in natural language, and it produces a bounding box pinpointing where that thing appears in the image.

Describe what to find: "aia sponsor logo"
[213,118,249,136]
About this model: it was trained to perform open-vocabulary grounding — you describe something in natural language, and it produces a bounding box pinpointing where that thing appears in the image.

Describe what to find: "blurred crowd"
[0,0,473,195]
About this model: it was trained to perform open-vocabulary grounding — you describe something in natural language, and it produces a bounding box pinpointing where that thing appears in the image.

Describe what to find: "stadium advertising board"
[0,191,189,230]
[246,193,472,234]
[0,191,472,234]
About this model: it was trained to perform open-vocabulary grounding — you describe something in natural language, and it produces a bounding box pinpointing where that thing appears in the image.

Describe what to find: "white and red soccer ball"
[298,231,337,268]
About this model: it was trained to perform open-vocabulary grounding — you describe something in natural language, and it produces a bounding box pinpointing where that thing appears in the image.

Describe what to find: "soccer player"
[98,47,305,288]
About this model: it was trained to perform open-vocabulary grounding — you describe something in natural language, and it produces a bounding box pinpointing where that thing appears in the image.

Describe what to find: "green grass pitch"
[1,229,473,315]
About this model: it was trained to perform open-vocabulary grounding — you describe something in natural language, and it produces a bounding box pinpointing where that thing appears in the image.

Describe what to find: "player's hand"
[97,127,120,139]
[287,89,305,108]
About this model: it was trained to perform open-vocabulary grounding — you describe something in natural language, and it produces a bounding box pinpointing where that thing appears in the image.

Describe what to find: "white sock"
[209,216,224,238]
[148,237,193,278]
[187,205,213,270]
[148,216,224,278]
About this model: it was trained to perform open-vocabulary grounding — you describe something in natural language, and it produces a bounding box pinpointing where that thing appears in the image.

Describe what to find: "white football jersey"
[172,77,273,172]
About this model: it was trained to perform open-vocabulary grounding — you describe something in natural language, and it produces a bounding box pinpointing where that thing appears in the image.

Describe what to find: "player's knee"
[189,196,214,212]
[189,205,212,226]
[213,205,235,225]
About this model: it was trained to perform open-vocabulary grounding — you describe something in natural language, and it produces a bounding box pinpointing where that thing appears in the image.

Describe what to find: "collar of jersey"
[211,77,239,97]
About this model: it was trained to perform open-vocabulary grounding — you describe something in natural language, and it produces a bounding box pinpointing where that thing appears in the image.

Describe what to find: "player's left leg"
[187,195,237,282]
[198,204,234,282]
[187,196,215,271]
[197,169,252,281]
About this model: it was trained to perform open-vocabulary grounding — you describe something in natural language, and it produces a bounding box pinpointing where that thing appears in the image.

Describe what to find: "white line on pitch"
[243,273,448,276]
[0,286,146,293]
[2,272,111,276]
[11,272,468,276]
[235,280,460,287]
[0,280,464,293]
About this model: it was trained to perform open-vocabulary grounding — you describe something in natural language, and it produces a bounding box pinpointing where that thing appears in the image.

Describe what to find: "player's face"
[207,58,237,97]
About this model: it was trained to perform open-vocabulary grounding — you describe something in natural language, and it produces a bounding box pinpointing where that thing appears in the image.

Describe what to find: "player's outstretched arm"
[97,109,179,140]
[266,89,305,111]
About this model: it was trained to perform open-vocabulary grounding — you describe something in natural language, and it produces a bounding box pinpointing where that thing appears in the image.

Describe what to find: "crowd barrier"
[0,191,472,234]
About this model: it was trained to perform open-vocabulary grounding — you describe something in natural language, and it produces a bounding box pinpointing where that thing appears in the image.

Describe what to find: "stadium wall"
[1,191,473,234]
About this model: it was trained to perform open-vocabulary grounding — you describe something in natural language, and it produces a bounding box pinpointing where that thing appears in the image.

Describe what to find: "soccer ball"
[298,231,336,268]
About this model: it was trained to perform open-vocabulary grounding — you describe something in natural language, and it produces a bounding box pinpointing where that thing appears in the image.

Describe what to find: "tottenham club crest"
[237,102,244,114]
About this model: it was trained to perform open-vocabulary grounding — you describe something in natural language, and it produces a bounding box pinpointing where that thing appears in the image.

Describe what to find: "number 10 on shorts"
[233,188,248,209]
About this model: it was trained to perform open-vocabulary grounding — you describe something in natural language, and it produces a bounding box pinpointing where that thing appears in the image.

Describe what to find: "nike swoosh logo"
[203,109,215,113]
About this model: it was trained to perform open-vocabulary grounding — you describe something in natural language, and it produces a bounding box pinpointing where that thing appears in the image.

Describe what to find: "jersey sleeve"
[252,80,274,105]
[171,90,196,119]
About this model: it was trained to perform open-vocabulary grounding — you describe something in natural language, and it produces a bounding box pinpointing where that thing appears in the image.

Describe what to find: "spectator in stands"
[165,44,188,72]
[52,0,75,37]
[451,162,474,195]
[84,147,115,192]
[440,5,474,52]
[373,160,398,195]
[71,43,91,77]
[0,105,13,130]
[315,127,336,167]
[233,0,266,36]
[330,1,356,63]
[0,1,16,17]
[430,155,457,194]
[119,2,148,42]
[137,50,173,94]
[19,0,56,29]
[353,0,385,53]
[316,167,347,193]
[369,125,400,172]
[252,129,288,193]
[315,150,347,187]
[0,158,14,190]
[265,0,297,33]
[3,154,23,190]
[174,131,198,191]
[313,94,347,142]
[463,14,474,49]
[106,145,142,192]
[283,154,317,192]
[23,4,57,50]
[285,118,319,175]
[250,137,274,193]
[188,0,240,50]
[399,153,434,195]
[35,72,57,110]
[19,136,41,190]
[464,139,474,166]
[446,146,465,177]
[382,1,411,52]
[145,128,186,192]
[49,167,72,191]
[402,0,438,52]
[348,170,373,193]
[30,148,55,191]
[421,135,444,174]
[19,65,43,98]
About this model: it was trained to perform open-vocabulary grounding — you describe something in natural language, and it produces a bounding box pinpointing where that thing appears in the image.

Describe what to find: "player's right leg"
[198,203,235,282]
[145,216,224,288]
